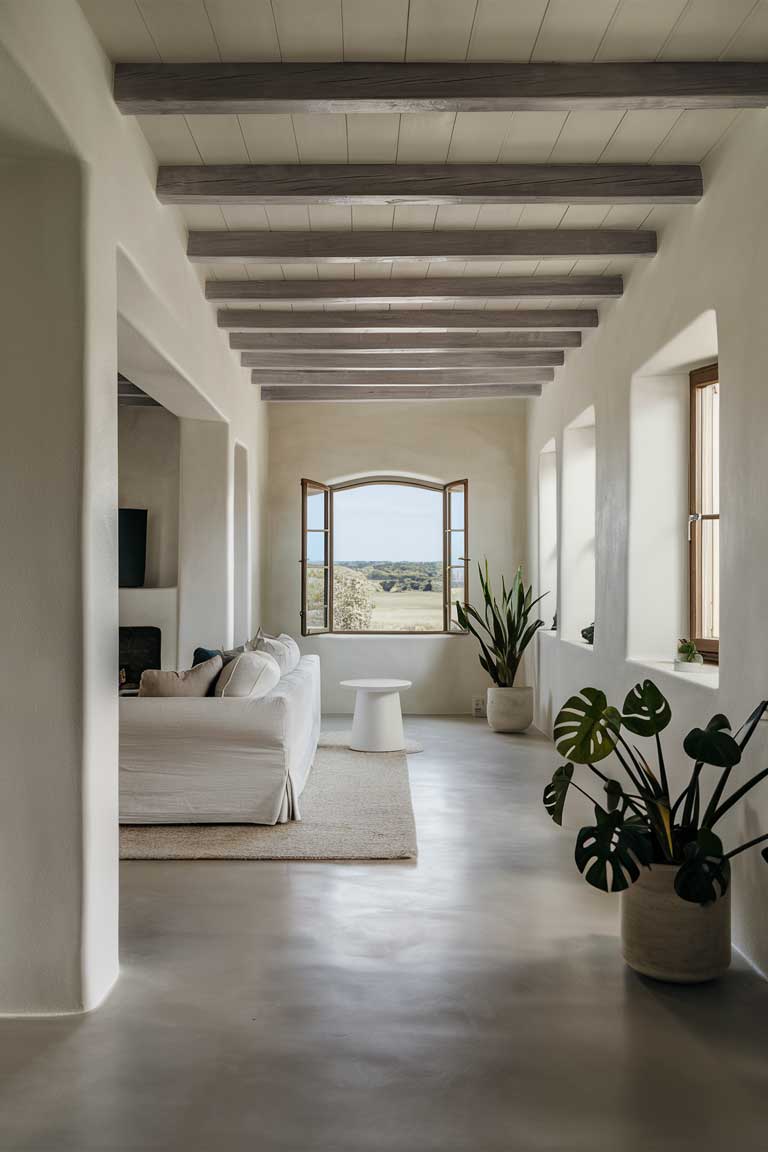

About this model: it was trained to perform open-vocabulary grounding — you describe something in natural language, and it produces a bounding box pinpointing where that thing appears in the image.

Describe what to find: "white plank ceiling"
[78,0,767,319]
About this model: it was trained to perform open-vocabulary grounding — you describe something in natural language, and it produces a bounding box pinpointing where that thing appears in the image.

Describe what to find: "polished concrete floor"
[1,716,767,1151]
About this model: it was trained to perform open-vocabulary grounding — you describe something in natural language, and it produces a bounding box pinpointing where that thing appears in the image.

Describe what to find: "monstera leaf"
[554,688,622,764]
[683,714,741,769]
[543,763,574,826]
[674,829,730,905]
[621,680,671,737]
[575,808,653,893]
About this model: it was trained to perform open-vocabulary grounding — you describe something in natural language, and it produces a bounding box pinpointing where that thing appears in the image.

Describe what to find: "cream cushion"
[139,654,223,698]
[214,650,281,699]
[254,632,299,676]
[277,633,301,674]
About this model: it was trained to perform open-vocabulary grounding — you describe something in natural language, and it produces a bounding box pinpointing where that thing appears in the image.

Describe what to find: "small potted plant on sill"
[456,561,546,733]
[543,680,768,982]
[675,637,706,672]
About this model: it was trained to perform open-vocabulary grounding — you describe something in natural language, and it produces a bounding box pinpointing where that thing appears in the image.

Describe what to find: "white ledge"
[560,637,595,652]
[627,657,719,690]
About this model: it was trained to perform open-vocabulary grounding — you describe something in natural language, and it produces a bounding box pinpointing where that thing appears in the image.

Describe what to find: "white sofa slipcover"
[120,655,320,825]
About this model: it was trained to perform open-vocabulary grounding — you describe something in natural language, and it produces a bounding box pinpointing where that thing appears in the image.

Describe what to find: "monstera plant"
[543,680,768,905]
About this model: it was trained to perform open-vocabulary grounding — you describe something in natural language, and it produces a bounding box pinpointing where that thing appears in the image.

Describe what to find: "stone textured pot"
[486,686,533,733]
[621,864,731,983]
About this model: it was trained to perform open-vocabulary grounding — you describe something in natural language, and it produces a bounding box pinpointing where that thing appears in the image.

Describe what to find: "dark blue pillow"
[192,647,219,667]
[192,647,225,696]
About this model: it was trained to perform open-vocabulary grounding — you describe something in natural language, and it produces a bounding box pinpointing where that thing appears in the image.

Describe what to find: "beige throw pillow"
[277,633,301,674]
[253,633,293,676]
[214,650,281,698]
[139,654,223,698]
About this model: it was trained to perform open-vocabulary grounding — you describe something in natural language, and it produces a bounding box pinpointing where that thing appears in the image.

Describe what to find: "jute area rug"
[120,732,418,861]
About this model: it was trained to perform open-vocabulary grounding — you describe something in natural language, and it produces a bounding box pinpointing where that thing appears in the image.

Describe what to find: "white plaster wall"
[628,373,689,661]
[178,419,232,667]
[233,443,252,647]
[267,399,528,714]
[527,110,768,976]
[0,158,93,1013]
[118,406,179,588]
[0,1,268,1012]
[538,445,558,626]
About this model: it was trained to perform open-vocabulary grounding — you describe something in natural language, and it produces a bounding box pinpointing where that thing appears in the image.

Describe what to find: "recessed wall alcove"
[538,439,558,630]
[562,408,596,646]
[628,310,719,673]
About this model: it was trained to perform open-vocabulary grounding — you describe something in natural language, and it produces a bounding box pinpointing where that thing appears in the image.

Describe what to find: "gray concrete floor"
[1,716,767,1151]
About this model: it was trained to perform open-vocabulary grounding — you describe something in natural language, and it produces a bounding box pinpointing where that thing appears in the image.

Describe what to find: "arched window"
[300,477,468,635]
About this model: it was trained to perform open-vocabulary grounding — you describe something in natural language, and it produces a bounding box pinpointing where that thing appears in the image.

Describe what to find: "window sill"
[305,631,468,638]
[560,638,595,652]
[627,658,719,690]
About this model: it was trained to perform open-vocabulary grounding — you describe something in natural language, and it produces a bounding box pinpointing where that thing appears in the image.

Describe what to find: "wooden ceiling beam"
[260,383,543,401]
[189,228,656,263]
[117,375,160,407]
[250,368,553,387]
[159,163,701,205]
[218,308,598,331]
[244,350,564,369]
[207,275,621,305]
[115,62,768,115]
[229,330,582,350]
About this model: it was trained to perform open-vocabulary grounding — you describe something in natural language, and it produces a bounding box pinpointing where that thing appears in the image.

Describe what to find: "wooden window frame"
[689,363,719,663]
[444,479,469,633]
[300,479,332,635]
[300,476,469,636]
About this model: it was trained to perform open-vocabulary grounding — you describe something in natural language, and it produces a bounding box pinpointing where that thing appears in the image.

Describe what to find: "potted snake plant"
[543,679,768,982]
[456,562,546,732]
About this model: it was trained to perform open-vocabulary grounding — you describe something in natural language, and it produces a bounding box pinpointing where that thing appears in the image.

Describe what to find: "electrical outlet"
[472,695,486,718]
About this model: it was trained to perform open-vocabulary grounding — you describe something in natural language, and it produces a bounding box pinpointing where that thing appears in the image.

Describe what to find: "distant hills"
[335,560,441,593]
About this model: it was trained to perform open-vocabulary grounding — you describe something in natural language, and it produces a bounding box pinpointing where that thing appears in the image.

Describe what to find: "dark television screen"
[119,508,147,588]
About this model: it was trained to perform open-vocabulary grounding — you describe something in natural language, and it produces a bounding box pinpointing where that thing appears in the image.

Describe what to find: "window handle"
[688,512,701,542]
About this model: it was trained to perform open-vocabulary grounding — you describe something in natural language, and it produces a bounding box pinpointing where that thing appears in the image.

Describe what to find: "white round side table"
[340,679,412,752]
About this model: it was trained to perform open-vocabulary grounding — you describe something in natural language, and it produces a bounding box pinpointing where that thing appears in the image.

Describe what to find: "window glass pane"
[332,483,444,632]
[449,567,466,632]
[698,382,719,515]
[306,530,327,565]
[700,517,719,640]
[306,488,326,530]
[306,565,328,632]
[449,530,465,566]
[306,606,328,631]
[449,485,465,528]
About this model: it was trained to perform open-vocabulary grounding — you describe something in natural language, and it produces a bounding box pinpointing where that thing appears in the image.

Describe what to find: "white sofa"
[119,655,320,825]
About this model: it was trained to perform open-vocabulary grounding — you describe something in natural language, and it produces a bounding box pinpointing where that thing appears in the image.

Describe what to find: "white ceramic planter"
[486,685,533,733]
[621,864,731,983]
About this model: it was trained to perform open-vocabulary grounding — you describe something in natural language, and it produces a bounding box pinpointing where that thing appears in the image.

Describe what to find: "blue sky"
[333,484,442,561]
